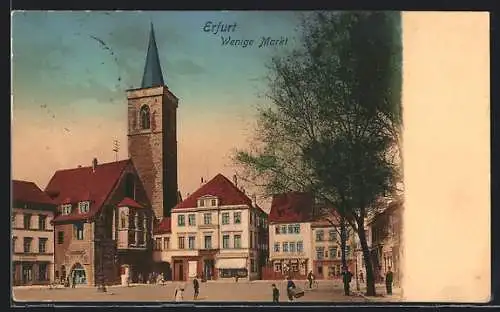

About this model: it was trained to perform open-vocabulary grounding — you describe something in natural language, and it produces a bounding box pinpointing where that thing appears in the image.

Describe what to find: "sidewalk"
[352,283,402,302]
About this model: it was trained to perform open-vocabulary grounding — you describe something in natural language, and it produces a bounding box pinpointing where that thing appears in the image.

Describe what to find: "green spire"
[141,23,165,88]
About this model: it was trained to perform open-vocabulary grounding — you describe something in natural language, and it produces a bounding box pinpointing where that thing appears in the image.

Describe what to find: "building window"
[154,238,162,250]
[38,215,47,230]
[275,226,280,234]
[288,224,294,234]
[163,237,170,250]
[234,234,241,248]
[250,259,256,273]
[178,236,185,249]
[274,243,280,252]
[198,199,205,207]
[316,247,325,260]
[12,213,17,227]
[249,231,253,248]
[283,242,289,252]
[211,199,217,206]
[273,262,282,272]
[329,247,338,259]
[74,223,84,240]
[61,204,72,215]
[293,224,300,234]
[316,230,324,241]
[329,230,336,241]
[38,237,47,253]
[203,213,212,225]
[57,231,64,244]
[222,234,230,249]
[140,105,151,129]
[121,212,127,228]
[124,173,135,199]
[23,214,32,229]
[23,237,33,253]
[12,236,17,253]
[177,215,185,227]
[188,214,196,226]
[188,236,196,249]
[221,212,230,225]
[78,201,90,214]
[297,241,304,252]
[280,225,287,234]
[38,263,48,281]
[204,235,212,249]
[289,242,296,252]
[234,212,241,224]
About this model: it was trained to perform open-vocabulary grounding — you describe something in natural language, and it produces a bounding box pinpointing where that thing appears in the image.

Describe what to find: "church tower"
[127,23,179,219]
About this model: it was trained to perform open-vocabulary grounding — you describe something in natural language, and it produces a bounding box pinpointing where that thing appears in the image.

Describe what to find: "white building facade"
[153,174,268,281]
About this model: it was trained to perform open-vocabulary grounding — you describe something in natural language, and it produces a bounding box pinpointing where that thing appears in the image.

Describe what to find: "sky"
[11,11,303,207]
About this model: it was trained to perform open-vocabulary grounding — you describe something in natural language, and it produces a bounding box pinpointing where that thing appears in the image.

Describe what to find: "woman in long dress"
[174,284,185,302]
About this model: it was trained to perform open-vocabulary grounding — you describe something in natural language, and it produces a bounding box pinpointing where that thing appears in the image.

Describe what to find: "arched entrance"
[70,263,87,285]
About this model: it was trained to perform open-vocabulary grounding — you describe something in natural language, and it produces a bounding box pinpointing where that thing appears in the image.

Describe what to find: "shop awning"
[215,258,247,269]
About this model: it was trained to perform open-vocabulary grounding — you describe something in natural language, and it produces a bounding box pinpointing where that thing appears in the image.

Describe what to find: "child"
[272,283,280,303]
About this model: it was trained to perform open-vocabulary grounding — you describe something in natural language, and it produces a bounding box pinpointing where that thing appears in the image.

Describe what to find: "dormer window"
[78,201,90,214]
[61,204,72,215]
[198,199,205,207]
[210,199,217,206]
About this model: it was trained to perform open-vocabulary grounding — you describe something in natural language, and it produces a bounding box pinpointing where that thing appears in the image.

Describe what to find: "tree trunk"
[340,216,348,271]
[357,219,376,296]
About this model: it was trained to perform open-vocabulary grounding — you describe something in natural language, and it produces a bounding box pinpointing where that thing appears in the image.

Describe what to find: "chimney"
[92,158,98,173]
[233,174,238,187]
[201,177,204,185]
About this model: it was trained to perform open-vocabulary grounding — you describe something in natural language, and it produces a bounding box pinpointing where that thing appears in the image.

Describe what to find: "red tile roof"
[174,173,253,210]
[117,197,144,209]
[12,180,55,205]
[45,160,130,223]
[154,217,171,234]
[268,192,314,223]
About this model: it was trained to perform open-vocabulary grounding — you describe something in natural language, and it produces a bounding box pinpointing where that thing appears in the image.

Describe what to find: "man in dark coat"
[272,283,280,303]
[193,276,200,300]
[385,267,394,295]
[342,268,353,296]
[286,276,296,302]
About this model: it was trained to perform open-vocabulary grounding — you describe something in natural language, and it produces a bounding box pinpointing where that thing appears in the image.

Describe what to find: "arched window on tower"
[140,105,151,129]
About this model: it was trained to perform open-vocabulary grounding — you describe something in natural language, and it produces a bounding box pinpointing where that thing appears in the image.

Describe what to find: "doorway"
[203,259,214,280]
[174,261,184,281]
[71,263,87,285]
[22,263,33,285]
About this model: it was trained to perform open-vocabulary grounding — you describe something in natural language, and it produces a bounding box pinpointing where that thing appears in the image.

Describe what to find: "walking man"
[286,276,296,302]
[193,276,200,300]
[342,267,353,296]
[307,271,314,289]
[272,283,280,303]
[71,273,76,288]
[385,267,394,295]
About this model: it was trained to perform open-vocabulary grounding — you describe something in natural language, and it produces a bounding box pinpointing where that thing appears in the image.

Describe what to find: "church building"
[127,23,181,221]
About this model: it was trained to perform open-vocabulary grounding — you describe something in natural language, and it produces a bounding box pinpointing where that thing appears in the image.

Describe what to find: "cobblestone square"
[13,280,400,303]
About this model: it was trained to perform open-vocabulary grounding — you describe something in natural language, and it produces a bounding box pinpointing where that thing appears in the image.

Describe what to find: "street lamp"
[96,213,107,293]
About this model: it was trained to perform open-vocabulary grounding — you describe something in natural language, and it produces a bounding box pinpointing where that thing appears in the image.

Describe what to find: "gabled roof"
[12,180,55,206]
[141,23,165,88]
[174,173,252,210]
[268,192,314,224]
[154,216,171,234]
[45,160,130,223]
[117,197,144,209]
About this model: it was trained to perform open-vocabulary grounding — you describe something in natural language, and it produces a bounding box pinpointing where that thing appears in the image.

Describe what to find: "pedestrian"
[341,268,353,296]
[272,283,280,303]
[385,267,394,295]
[286,276,296,302]
[71,274,76,288]
[359,271,364,283]
[307,271,314,289]
[174,284,185,302]
[193,276,200,300]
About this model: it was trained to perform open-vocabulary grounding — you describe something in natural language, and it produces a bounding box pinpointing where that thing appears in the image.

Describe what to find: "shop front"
[172,256,202,281]
[215,258,248,280]
[199,249,217,280]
